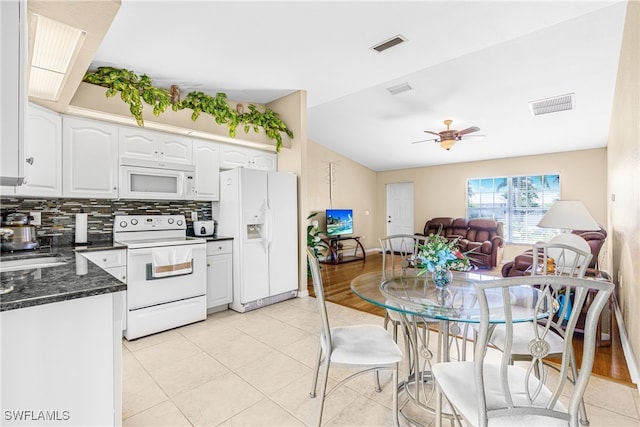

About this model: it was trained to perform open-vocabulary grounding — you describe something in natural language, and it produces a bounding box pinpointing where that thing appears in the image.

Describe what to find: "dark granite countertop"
[203,235,233,242]
[0,245,126,312]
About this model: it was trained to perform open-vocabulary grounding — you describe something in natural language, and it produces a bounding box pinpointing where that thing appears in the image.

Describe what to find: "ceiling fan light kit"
[416,119,481,151]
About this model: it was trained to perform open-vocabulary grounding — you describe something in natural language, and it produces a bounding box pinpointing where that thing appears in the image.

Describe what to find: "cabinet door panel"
[158,135,193,164]
[207,253,233,308]
[17,105,62,197]
[251,152,277,171]
[63,118,118,198]
[220,145,250,169]
[119,127,157,161]
[193,140,219,200]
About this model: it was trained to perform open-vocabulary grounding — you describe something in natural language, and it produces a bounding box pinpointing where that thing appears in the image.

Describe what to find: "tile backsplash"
[0,197,213,246]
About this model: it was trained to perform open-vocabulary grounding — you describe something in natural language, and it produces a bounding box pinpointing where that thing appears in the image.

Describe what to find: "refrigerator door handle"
[264,199,273,253]
[263,198,270,253]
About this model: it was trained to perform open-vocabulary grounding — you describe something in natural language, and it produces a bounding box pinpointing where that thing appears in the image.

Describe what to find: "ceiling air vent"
[529,93,574,116]
[387,82,412,95]
[371,35,407,53]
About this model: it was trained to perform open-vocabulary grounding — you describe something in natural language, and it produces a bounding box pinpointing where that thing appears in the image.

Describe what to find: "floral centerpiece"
[415,233,474,287]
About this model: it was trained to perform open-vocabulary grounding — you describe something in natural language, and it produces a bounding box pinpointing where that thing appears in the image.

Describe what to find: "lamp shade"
[537,200,600,231]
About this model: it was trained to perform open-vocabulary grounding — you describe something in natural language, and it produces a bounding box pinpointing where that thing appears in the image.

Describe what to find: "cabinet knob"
[102,258,107,262]
[25,157,34,165]
[207,263,211,267]
[113,187,117,190]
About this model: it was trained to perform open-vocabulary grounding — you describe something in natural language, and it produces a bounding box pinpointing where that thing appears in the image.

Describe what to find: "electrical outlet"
[30,211,41,225]
[191,211,198,221]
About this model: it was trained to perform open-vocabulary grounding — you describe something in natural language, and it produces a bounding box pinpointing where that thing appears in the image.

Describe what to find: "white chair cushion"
[490,323,565,356]
[433,361,567,426]
[330,325,403,366]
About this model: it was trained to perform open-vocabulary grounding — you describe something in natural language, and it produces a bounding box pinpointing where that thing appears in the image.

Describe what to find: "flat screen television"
[326,209,353,237]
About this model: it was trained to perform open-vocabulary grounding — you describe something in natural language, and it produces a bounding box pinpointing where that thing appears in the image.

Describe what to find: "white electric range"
[114,214,206,340]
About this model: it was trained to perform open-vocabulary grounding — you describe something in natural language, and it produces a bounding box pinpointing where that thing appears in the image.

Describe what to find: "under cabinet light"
[28,14,86,101]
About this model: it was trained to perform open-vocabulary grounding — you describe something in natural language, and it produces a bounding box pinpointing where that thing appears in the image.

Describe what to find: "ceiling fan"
[412,119,481,151]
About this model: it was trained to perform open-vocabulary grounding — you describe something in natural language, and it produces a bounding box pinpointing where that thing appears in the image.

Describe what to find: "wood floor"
[308,252,633,385]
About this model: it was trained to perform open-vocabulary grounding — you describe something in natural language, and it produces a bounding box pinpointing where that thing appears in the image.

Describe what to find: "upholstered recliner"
[457,219,504,269]
[418,217,504,269]
[421,217,454,237]
[419,217,469,240]
[501,226,607,277]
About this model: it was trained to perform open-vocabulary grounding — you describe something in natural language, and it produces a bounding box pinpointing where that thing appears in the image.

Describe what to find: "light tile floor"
[122,297,640,426]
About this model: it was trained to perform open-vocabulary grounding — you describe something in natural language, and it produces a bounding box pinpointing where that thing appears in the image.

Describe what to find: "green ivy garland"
[83,67,294,152]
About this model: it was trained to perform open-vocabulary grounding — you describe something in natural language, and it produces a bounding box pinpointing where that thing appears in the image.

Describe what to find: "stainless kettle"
[1,213,39,252]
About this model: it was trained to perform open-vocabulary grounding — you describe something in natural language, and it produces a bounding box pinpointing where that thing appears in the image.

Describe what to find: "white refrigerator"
[219,168,298,312]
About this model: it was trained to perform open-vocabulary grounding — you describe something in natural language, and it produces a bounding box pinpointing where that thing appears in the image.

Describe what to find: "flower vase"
[431,269,453,288]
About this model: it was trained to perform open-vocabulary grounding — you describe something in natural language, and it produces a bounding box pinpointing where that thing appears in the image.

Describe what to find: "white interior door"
[386,182,414,237]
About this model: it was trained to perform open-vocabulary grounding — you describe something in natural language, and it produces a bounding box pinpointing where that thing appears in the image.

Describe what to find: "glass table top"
[350,271,547,323]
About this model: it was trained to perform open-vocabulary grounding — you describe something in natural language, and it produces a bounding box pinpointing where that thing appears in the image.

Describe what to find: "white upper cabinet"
[0,0,26,188]
[193,139,220,201]
[17,104,62,197]
[63,117,119,199]
[119,127,193,165]
[220,145,276,171]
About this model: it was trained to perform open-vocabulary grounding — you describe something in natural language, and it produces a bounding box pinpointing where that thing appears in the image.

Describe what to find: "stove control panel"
[113,215,186,232]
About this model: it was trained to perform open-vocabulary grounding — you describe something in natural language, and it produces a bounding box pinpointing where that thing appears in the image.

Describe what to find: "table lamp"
[537,200,599,252]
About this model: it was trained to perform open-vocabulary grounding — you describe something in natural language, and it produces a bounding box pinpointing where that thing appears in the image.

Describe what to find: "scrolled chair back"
[379,234,425,279]
[471,275,613,427]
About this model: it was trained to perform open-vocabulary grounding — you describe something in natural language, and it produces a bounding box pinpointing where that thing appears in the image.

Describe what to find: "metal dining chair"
[379,234,426,340]
[433,275,613,427]
[306,248,403,427]
[488,241,593,424]
[380,234,450,412]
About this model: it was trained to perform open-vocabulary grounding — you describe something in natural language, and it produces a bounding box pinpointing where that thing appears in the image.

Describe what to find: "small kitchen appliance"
[113,214,206,340]
[1,213,39,252]
[193,220,217,237]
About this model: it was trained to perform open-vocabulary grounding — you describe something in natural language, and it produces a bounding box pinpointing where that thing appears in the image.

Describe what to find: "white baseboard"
[614,300,639,388]
[297,289,309,298]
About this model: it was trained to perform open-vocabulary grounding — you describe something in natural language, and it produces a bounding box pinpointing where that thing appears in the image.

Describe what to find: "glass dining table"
[350,270,547,426]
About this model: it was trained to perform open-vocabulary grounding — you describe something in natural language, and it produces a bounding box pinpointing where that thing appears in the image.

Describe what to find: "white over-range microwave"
[119,158,196,200]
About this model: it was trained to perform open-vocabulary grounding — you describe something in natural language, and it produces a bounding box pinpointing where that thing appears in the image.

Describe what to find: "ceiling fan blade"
[424,130,441,137]
[457,126,480,136]
[411,137,439,144]
[461,134,486,139]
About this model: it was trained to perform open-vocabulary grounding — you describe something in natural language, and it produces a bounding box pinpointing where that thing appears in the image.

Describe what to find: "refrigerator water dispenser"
[246,224,263,239]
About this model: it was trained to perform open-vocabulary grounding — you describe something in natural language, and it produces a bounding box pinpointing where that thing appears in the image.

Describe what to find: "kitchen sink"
[0,256,68,273]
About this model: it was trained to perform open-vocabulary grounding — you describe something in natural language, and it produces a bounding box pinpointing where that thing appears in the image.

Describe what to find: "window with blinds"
[467,174,560,244]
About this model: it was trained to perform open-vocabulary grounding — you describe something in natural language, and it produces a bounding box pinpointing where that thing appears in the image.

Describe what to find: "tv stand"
[321,236,366,265]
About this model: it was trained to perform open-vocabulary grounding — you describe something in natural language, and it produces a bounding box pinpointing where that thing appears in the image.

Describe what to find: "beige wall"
[270,91,309,294]
[607,0,640,382]
[375,149,607,260]
[305,140,377,250]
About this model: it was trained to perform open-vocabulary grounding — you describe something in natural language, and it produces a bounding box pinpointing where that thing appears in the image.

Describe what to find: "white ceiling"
[90,1,627,171]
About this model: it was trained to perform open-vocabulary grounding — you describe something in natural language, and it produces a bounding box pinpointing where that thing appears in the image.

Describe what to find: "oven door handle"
[145,261,193,280]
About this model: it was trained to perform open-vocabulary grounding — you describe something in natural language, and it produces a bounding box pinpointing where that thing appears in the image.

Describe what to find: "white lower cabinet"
[81,249,127,283]
[0,292,125,427]
[206,240,233,311]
